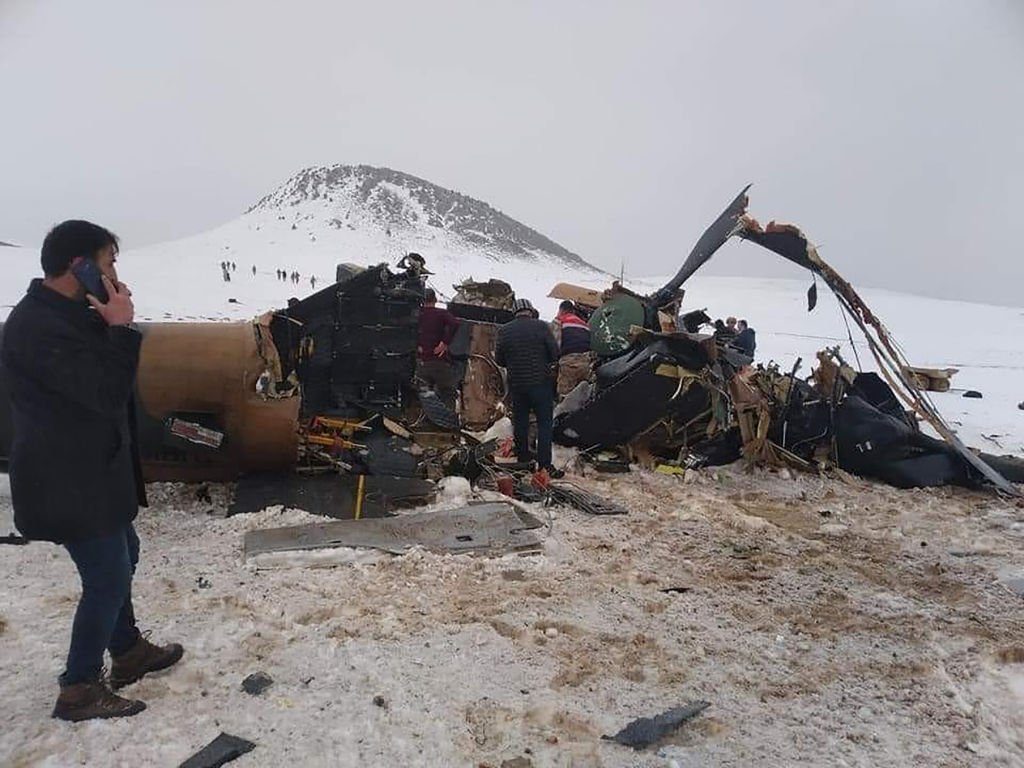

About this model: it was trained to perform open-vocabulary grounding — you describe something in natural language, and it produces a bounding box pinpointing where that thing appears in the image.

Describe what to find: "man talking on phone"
[1,220,183,721]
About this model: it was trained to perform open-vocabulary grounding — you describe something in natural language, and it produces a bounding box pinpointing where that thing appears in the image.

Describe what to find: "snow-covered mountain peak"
[247,164,598,273]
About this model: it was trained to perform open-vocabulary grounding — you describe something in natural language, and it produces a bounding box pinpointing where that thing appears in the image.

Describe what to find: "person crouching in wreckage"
[416,288,461,409]
[1,221,183,722]
[550,299,592,398]
[495,298,564,478]
[730,319,756,357]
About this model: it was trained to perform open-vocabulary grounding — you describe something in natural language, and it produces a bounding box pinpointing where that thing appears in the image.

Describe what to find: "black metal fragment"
[603,701,711,749]
[549,483,629,516]
[807,280,818,312]
[229,472,434,518]
[241,672,273,696]
[178,732,256,768]
[418,390,460,430]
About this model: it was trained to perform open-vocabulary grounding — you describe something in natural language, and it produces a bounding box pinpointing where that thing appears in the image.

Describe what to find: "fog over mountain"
[1,2,1022,305]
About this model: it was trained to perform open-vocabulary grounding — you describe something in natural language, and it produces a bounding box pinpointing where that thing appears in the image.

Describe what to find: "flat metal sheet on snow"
[244,502,544,558]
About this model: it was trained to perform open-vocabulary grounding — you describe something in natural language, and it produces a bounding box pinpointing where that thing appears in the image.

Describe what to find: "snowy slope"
[3,164,608,323]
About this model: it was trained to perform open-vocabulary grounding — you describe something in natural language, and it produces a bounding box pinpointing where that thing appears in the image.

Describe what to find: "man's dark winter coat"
[495,316,559,390]
[1,280,147,543]
[731,327,756,357]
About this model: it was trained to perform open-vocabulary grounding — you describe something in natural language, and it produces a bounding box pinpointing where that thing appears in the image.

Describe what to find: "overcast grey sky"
[2,1,1022,305]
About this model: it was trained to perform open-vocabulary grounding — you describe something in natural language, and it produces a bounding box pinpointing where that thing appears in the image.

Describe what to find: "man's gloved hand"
[87,275,135,327]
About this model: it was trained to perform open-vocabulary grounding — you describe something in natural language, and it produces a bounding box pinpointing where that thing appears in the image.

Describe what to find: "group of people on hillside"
[273,269,318,289]
[220,260,236,282]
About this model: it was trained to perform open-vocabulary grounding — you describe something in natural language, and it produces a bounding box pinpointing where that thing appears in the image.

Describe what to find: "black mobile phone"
[71,259,109,303]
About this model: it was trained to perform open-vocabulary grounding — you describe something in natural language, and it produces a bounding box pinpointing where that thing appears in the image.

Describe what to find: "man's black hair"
[41,220,119,277]
[558,300,575,312]
[423,287,437,303]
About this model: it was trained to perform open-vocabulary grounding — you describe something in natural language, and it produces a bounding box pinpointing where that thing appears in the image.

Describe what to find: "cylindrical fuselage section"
[0,321,300,481]
[135,323,299,480]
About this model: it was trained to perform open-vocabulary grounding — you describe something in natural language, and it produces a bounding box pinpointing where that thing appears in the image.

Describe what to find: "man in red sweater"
[416,288,461,408]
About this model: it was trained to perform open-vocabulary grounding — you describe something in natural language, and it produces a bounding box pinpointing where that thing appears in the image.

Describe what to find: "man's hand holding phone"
[87,275,135,327]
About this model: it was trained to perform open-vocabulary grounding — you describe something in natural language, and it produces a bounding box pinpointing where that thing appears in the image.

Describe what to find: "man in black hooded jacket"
[1,220,183,722]
[495,298,562,476]
[731,319,757,357]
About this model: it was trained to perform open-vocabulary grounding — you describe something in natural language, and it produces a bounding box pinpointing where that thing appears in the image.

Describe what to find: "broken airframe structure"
[550,187,1021,496]
[1,187,1019,542]
[233,185,1023,562]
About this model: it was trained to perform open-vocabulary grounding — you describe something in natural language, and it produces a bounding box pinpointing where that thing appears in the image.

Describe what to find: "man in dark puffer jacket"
[1,221,183,722]
[495,298,562,476]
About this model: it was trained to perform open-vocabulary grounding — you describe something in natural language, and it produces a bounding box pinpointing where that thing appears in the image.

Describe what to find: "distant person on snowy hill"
[1,220,183,721]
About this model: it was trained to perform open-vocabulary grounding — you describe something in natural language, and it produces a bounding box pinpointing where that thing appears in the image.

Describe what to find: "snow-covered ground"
[1,468,1023,766]
[2,203,1023,766]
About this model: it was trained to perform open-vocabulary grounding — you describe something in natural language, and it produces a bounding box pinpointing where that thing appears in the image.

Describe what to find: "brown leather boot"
[110,634,184,690]
[52,680,146,721]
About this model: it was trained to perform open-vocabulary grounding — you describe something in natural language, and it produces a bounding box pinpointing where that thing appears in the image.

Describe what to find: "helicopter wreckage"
[0,188,1020,529]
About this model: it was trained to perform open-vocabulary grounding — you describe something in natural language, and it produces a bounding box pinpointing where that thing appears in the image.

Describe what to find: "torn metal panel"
[739,221,1017,496]
[166,418,225,450]
[547,282,605,310]
[179,732,256,768]
[555,338,711,450]
[230,472,436,519]
[270,263,425,414]
[648,184,750,306]
[902,365,958,393]
[446,314,506,430]
[548,483,628,516]
[133,322,300,481]
[254,311,297,398]
[589,293,647,358]
[450,278,515,310]
[602,701,711,749]
[243,502,545,558]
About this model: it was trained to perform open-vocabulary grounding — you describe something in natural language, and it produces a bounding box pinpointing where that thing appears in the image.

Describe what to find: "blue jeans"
[60,524,141,685]
[511,382,555,470]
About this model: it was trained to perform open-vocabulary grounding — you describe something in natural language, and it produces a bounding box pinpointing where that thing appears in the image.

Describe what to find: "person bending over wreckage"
[550,299,592,398]
[730,319,757,357]
[495,298,564,478]
[1,221,183,722]
[416,288,461,409]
